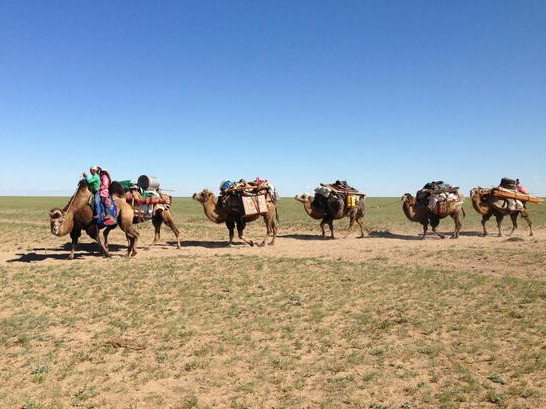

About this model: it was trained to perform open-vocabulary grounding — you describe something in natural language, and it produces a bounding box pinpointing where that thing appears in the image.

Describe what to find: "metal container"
[137,175,161,190]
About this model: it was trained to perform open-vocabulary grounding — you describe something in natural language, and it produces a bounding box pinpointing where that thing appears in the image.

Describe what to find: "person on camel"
[99,168,115,225]
[82,166,101,218]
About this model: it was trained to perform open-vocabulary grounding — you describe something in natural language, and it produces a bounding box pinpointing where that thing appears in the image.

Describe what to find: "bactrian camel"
[49,180,139,258]
[192,189,278,246]
[124,193,181,249]
[401,192,465,239]
[294,193,366,238]
[470,187,533,237]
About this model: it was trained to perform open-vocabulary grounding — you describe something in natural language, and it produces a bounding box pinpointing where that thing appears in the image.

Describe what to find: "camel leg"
[495,214,504,237]
[237,221,254,247]
[328,220,335,239]
[421,221,429,239]
[69,228,81,260]
[103,225,116,250]
[226,220,236,246]
[450,213,461,239]
[150,214,163,246]
[356,215,365,238]
[481,214,492,237]
[508,213,518,236]
[122,225,139,257]
[431,218,445,239]
[269,216,277,245]
[522,209,533,236]
[345,216,355,238]
[87,225,110,257]
[163,211,181,249]
[319,220,327,239]
[259,215,272,247]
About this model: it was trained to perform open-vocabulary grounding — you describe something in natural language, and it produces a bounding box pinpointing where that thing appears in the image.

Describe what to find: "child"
[99,168,115,225]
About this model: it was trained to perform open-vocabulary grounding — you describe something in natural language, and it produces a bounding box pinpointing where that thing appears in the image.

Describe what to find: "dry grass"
[1,196,545,408]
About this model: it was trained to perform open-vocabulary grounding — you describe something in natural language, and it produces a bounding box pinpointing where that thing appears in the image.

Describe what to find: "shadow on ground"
[7,242,126,263]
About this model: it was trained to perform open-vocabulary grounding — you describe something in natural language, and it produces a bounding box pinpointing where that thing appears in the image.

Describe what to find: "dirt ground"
[1,198,546,409]
[3,223,545,281]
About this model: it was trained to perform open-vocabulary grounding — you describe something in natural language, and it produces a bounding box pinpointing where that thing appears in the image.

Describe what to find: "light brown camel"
[470,187,533,237]
[192,189,278,246]
[49,180,139,258]
[294,193,366,238]
[401,192,465,239]
[119,192,181,249]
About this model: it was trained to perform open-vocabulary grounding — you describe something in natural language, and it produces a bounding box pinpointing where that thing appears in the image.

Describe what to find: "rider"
[83,166,101,218]
[99,168,115,224]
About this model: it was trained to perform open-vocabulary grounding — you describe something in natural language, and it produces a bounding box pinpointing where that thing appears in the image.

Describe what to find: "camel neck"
[202,196,227,224]
[402,200,419,222]
[471,194,489,215]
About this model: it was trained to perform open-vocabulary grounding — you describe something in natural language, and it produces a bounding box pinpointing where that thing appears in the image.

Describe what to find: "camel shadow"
[7,242,127,263]
[280,233,333,241]
[7,252,85,262]
[458,231,484,237]
[366,231,422,240]
[179,240,245,249]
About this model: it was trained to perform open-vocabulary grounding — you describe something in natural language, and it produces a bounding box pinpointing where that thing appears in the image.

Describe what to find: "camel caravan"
[49,168,543,258]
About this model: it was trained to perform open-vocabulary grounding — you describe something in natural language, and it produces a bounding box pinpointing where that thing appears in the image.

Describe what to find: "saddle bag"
[241,194,268,216]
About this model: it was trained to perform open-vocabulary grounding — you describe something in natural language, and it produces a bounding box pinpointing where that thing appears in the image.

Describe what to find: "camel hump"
[110,181,126,197]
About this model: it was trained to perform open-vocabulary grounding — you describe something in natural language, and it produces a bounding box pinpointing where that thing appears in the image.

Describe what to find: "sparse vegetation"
[0,196,545,408]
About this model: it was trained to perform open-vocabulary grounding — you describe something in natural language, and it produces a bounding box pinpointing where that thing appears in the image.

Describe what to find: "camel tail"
[462,207,466,218]
[110,181,126,198]
[276,207,280,224]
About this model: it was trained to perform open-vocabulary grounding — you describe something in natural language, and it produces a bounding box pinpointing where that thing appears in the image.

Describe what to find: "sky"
[0,1,545,197]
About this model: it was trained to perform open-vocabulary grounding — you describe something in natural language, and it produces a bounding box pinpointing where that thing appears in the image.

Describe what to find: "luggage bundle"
[122,175,172,220]
[416,181,463,215]
[314,180,365,209]
[480,177,542,210]
[219,178,276,216]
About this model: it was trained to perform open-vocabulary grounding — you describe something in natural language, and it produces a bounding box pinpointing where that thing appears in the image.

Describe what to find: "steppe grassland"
[1,196,545,409]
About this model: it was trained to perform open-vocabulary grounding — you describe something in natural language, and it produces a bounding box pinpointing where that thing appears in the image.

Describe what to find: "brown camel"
[192,189,278,246]
[401,192,465,239]
[470,187,533,237]
[294,193,366,238]
[49,180,139,258]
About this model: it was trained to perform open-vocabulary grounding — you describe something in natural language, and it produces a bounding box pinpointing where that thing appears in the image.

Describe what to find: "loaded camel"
[470,187,533,237]
[124,190,181,249]
[49,180,139,258]
[294,193,366,238]
[192,189,278,247]
[401,192,465,239]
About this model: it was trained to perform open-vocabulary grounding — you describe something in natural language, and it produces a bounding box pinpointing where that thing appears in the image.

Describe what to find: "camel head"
[470,187,481,199]
[294,194,313,204]
[49,208,66,236]
[401,193,415,205]
[192,189,215,205]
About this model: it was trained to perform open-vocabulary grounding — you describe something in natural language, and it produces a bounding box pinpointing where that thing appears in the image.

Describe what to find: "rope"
[64,182,81,213]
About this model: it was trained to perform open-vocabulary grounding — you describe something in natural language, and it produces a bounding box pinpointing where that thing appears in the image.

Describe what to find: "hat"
[90,166,99,171]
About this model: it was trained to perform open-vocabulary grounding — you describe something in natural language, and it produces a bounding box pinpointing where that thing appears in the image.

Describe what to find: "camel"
[49,180,139,258]
[192,189,278,246]
[123,192,181,249]
[401,192,465,239]
[470,187,533,237]
[294,193,366,238]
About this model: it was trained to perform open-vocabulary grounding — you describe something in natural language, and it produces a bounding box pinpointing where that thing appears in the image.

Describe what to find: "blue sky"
[1,1,545,196]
